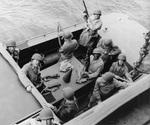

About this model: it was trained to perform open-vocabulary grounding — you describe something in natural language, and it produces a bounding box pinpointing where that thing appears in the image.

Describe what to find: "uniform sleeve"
[21,65,28,75]
[124,66,133,82]
[93,78,102,100]
[114,79,128,89]
[73,40,79,50]
[59,45,64,53]
[93,20,102,31]
[88,62,104,79]
[109,63,115,72]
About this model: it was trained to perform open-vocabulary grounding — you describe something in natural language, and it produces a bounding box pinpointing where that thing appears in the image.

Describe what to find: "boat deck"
[41,56,94,104]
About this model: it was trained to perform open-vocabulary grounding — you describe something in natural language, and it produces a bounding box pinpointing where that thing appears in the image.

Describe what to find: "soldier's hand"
[114,75,120,79]
[44,103,57,111]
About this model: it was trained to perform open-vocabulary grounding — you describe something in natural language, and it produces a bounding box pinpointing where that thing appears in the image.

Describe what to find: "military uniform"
[110,62,128,78]
[6,41,20,63]
[97,39,121,73]
[87,48,104,78]
[21,53,45,91]
[21,62,42,88]
[56,87,78,123]
[88,56,104,78]
[56,99,78,123]
[79,10,102,70]
[87,10,102,32]
[59,32,78,60]
[89,72,128,107]
[109,54,133,82]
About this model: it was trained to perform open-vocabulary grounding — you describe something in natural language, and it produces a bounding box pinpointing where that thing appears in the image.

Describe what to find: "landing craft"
[0,1,150,125]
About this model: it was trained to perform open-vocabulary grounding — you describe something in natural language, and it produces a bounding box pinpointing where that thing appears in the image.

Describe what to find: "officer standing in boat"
[88,72,128,107]
[79,9,102,71]
[109,54,133,82]
[59,31,78,61]
[6,40,20,63]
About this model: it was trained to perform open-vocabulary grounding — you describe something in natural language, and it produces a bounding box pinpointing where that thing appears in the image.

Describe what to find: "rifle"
[57,22,62,47]
[82,0,89,22]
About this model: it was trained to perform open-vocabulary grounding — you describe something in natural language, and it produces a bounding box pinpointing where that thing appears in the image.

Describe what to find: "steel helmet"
[31,53,43,61]
[39,108,53,120]
[104,39,113,47]
[102,72,114,82]
[63,31,73,39]
[93,9,102,15]
[118,54,126,61]
[62,87,74,100]
[6,41,16,47]
[93,47,103,54]
[145,31,150,40]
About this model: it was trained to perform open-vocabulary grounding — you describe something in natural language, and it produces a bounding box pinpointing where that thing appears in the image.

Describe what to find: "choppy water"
[96,0,150,29]
[0,0,149,43]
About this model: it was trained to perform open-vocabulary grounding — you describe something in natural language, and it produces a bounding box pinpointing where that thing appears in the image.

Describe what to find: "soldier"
[6,40,20,63]
[88,72,128,107]
[109,54,133,82]
[21,53,45,92]
[56,87,79,123]
[86,9,102,32]
[24,108,60,125]
[97,38,121,73]
[59,31,78,61]
[79,10,102,71]
[81,47,104,80]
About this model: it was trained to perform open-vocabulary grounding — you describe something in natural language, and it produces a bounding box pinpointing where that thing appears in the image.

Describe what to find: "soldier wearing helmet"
[84,9,102,32]
[21,53,45,91]
[56,87,79,123]
[6,40,20,63]
[88,72,128,107]
[24,108,60,125]
[96,38,121,73]
[59,31,78,60]
[109,54,133,82]
[80,9,102,69]
[80,47,104,80]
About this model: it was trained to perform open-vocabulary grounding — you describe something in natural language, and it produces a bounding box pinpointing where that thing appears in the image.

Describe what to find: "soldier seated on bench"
[109,54,133,82]
[88,72,129,107]
[21,53,59,92]
[54,87,79,123]
[97,38,121,73]
[80,47,104,81]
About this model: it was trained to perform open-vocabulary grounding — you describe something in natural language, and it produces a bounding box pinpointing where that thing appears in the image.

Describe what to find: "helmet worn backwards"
[31,53,43,61]
[62,87,74,100]
[118,54,126,61]
[39,108,53,120]
[102,72,114,82]
[63,31,73,39]
[93,9,102,15]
